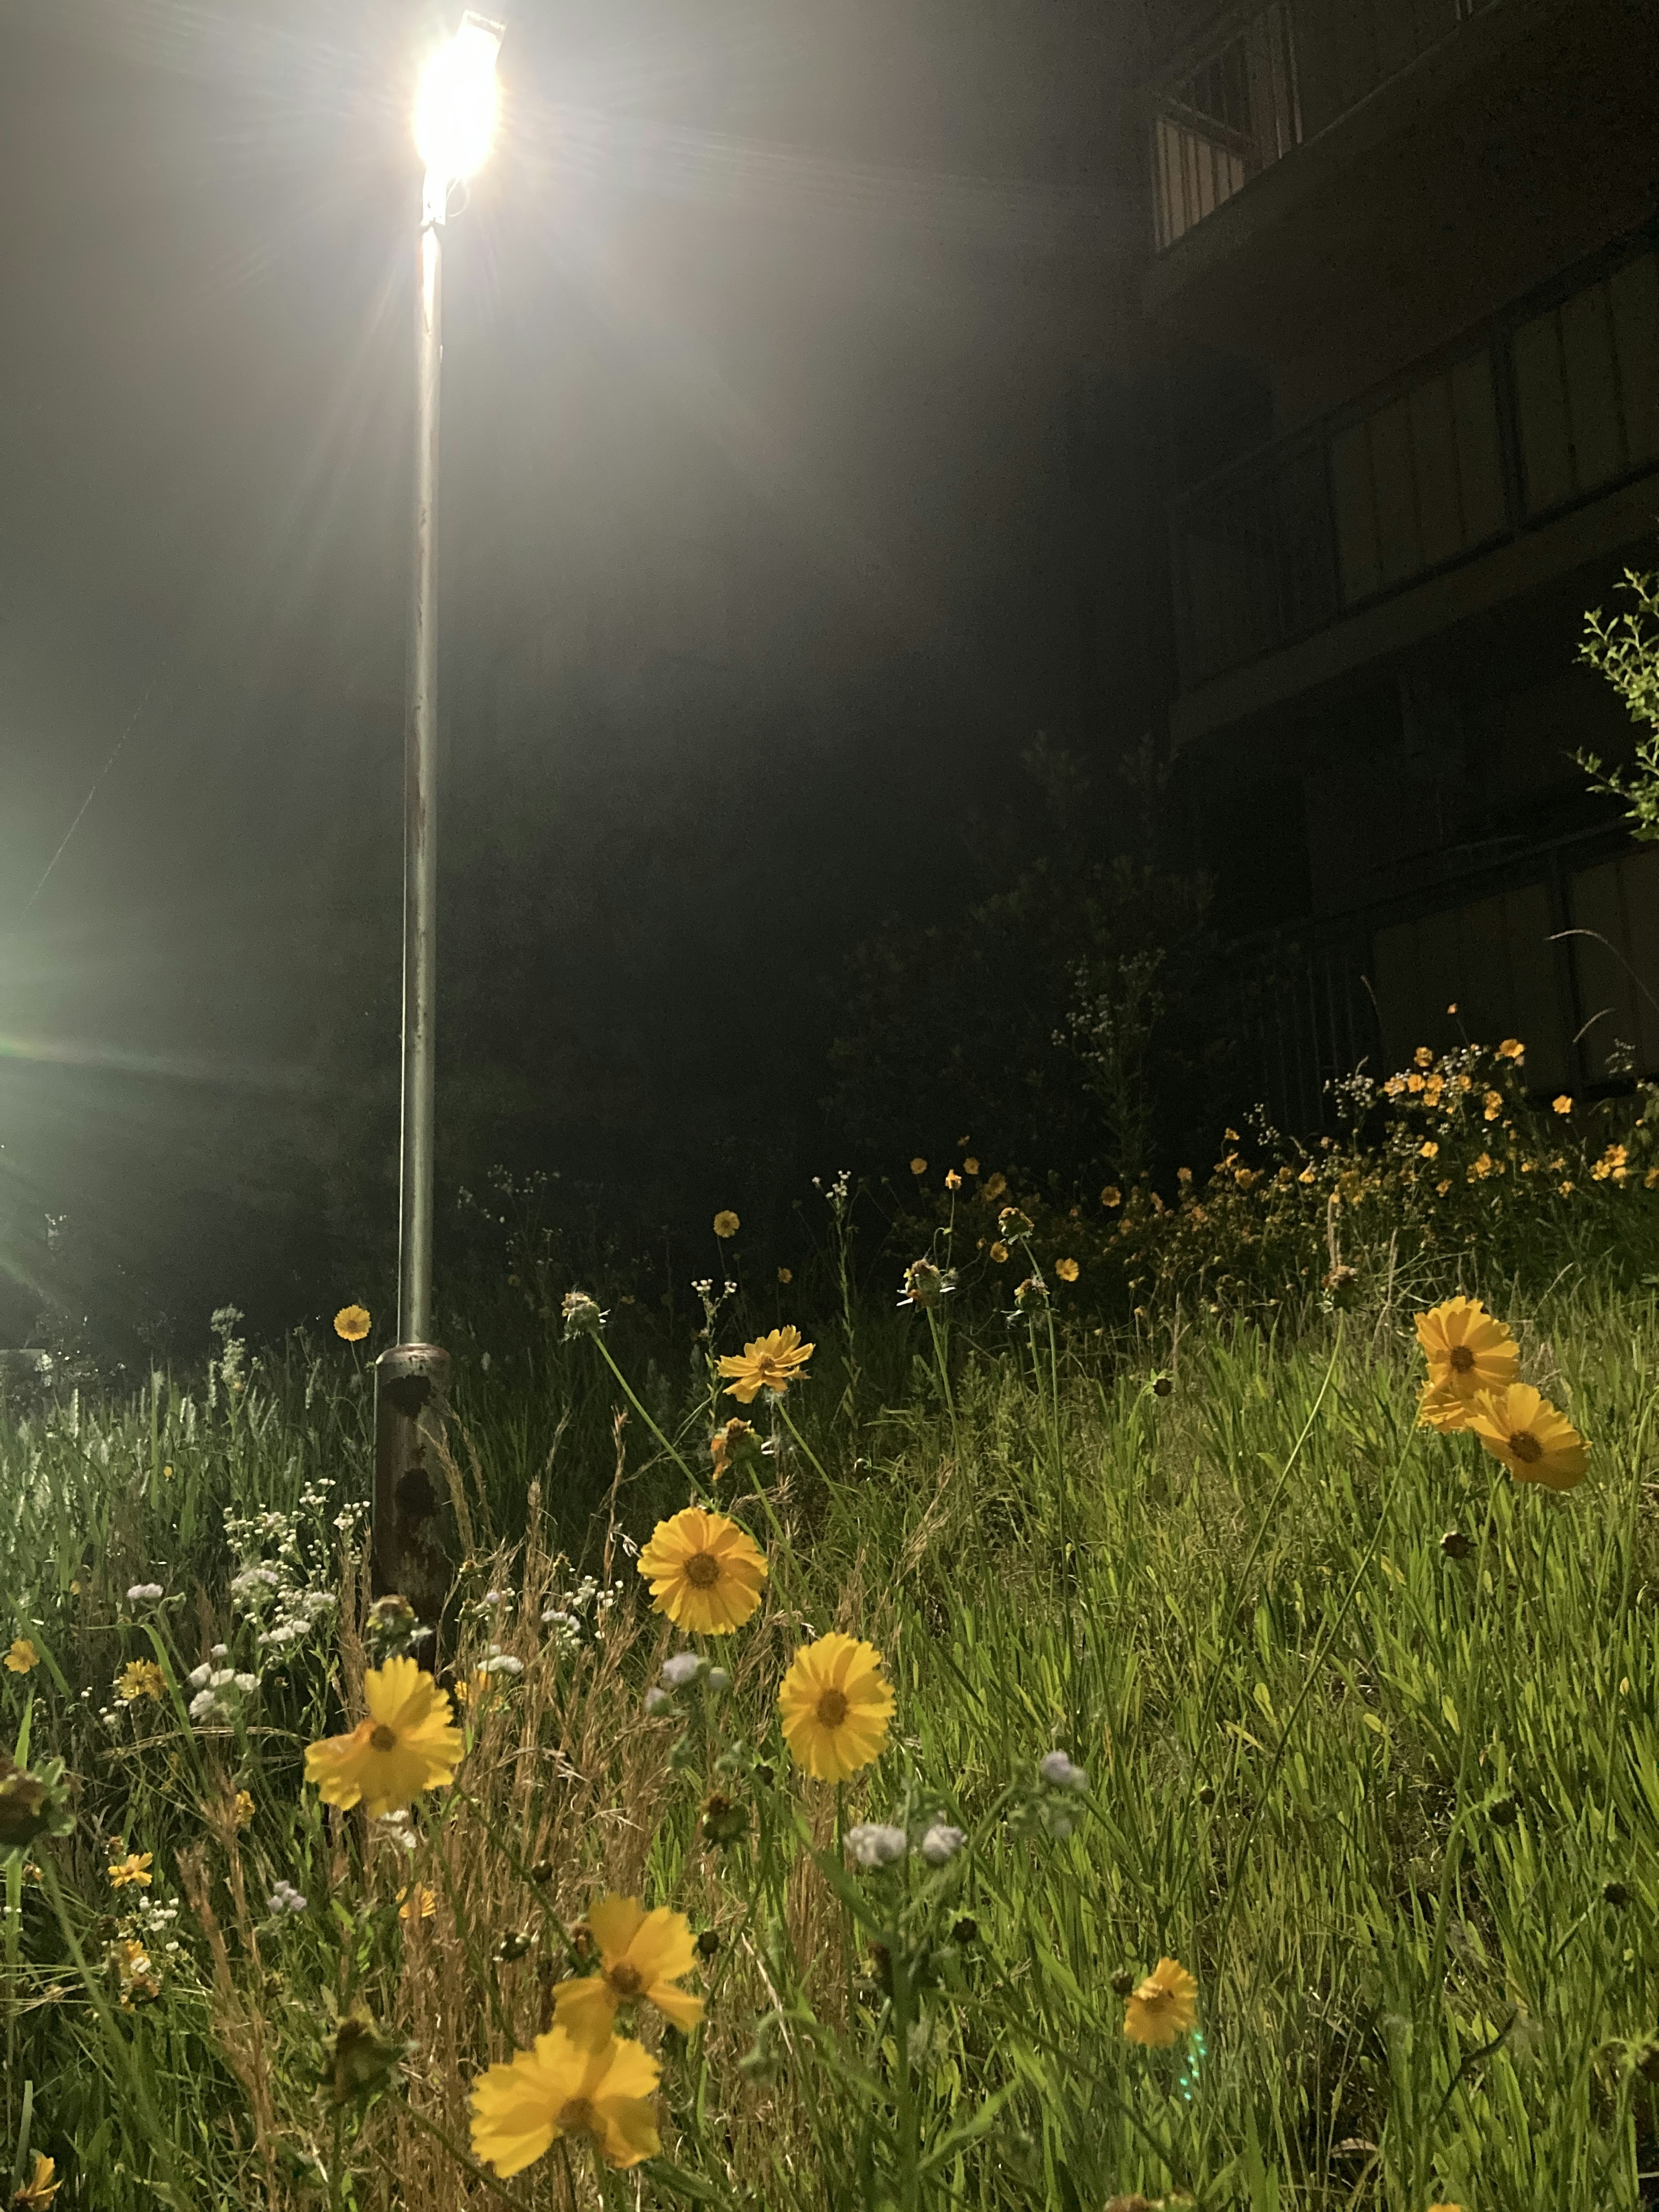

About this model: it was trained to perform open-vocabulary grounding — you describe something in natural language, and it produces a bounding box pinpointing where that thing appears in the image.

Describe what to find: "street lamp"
[375,10,505,1615]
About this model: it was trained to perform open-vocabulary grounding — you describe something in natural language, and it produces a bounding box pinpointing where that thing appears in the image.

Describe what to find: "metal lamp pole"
[374,14,504,1613]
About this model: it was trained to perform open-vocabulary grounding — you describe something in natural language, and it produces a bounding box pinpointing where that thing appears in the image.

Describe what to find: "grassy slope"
[3,1267,1658,2210]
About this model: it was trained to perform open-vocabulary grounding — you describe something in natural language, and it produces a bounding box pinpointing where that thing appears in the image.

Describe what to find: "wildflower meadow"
[5,1042,1659,2211]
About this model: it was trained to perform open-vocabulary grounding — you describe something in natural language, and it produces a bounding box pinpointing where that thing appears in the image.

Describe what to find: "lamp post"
[374,11,504,1614]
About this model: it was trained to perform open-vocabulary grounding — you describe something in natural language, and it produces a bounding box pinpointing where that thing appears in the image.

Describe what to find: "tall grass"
[4,1249,1658,2209]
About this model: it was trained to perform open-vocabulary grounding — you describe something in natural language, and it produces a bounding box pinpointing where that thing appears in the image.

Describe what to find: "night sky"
[0,0,1147,1351]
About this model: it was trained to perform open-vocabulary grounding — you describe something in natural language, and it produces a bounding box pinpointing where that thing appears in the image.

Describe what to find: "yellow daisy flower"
[778,1633,894,1782]
[234,1790,254,1829]
[4,1638,39,1674]
[13,2152,60,2208]
[1552,1095,1573,1115]
[1100,1184,1121,1208]
[712,1210,740,1239]
[963,1156,980,1175]
[470,2027,660,2176]
[116,1660,165,1703]
[334,1304,371,1342]
[552,1894,704,2048]
[1467,1383,1589,1493]
[717,1326,814,1403]
[636,1508,766,1635]
[1497,1037,1524,1059]
[1123,1956,1198,2046]
[1055,1258,1081,1283]
[1413,1297,1518,1422]
[909,1157,928,1176]
[108,1852,154,1889]
[303,1658,463,1816]
[398,1884,438,1921]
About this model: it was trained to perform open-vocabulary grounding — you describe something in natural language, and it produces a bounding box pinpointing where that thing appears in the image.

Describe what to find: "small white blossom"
[644,1687,675,1717]
[660,1652,704,1690]
[920,1823,966,1866]
[127,1583,164,1602]
[1039,1751,1088,1792]
[845,1823,909,1869]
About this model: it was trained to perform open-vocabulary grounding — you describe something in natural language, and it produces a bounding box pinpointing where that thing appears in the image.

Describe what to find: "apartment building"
[1138,0,1659,1112]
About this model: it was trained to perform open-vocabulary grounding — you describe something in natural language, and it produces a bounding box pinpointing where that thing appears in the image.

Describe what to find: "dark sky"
[0,0,1141,1350]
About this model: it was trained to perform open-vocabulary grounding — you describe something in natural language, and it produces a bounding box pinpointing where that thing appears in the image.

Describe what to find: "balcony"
[1149,0,1500,252]
[1170,241,1659,696]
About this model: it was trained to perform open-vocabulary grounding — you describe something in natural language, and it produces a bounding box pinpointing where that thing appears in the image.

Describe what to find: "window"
[1329,351,1505,605]
[1151,5,1300,249]
[1513,254,1659,517]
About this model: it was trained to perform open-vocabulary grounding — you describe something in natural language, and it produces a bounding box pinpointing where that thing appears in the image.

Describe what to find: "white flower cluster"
[136,1891,184,1956]
[539,1573,623,1652]
[186,1664,259,1725]
[482,1646,523,1676]
[844,1818,966,1869]
[267,1880,308,1915]
[1037,1749,1090,1839]
[221,1485,350,1662]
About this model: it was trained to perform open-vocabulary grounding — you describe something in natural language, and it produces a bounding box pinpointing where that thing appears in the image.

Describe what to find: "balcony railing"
[1150,0,1500,250]
[1171,244,1659,690]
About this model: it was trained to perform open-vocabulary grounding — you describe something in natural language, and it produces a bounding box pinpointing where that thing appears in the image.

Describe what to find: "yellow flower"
[1436,1179,1452,1197]
[13,2152,60,2208]
[1424,1075,1444,1103]
[1413,1047,1433,1068]
[398,1884,438,1921]
[1497,1037,1524,1059]
[1100,1185,1122,1208]
[552,1894,704,2048]
[989,1241,1011,1264]
[1055,1258,1081,1283]
[1407,1072,1425,1094]
[717,1326,814,1404]
[712,1210,740,1239]
[1592,1143,1629,1183]
[708,1417,758,1481]
[1553,1095,1573,1115]
[982,1173,1008,1201]
[1383,1074,1407,1098]
[116,1659,165,1703]
[234,1790,254,1829]
[1469,1152,1493,1179]
[1298,1165,1317,1184]
[1420,1141,1439,1159]
[944,1169,963,1191]
[4,1639,39,1675]
[776,1265,792,1284]
[1414,1297,1517,1422]
[636,1508,766,1635]
[470,2027,660,2176]
[108,1852,154,1889]
[334,1304,371,1343]
[1468,1383,1589,1493]
[777,1633,894,1781]
[1416,1376,1468,1433]
[1483,1090,1502,1120]
[1647,1166,1659,1190]
[303,1658,463,1816]
[909,1157,928,1176]
[963,1156,981,1175]
[1123,1956,1198,2046]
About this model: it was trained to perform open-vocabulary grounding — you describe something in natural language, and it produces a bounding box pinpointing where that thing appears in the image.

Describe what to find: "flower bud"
[560,1290,605,1340]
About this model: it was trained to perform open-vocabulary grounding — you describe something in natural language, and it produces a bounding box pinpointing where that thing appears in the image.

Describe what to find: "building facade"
[1137,0,1659,1117]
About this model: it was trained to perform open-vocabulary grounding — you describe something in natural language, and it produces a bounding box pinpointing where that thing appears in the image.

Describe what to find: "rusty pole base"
[373,1341,454,1624]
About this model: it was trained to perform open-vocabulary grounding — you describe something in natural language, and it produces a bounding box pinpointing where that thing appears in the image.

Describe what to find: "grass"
[3,1227,1659,2211]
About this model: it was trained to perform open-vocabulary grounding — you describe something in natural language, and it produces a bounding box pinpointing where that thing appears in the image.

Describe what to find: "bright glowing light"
[414,13,504,187]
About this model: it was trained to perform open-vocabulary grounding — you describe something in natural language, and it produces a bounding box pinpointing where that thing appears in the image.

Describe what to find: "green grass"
[3,1248,1659,2210]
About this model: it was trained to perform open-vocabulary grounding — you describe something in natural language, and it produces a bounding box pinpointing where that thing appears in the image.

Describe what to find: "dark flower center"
[815,1688,849,1728]
[1510,1430,1543,1464]
[607,1961,644,1997]
[1449,1345,1475,1373]
[557,2096,598,2141]
[684,1552,721,1589]
[370,1725,397,1753]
